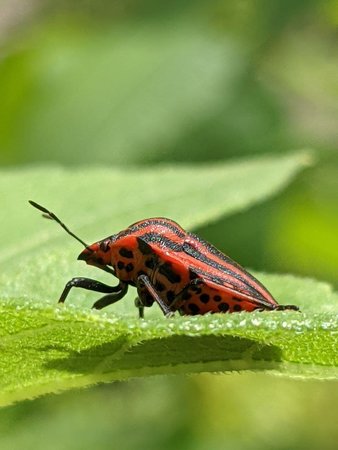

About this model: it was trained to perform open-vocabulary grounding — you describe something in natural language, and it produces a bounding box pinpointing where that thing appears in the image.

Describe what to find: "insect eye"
[99,240,110,252]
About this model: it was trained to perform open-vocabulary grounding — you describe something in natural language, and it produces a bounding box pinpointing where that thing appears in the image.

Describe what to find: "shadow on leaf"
[44,335,282,376]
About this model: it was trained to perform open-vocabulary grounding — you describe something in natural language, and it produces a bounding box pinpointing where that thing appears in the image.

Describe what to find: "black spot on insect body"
[200,293,210,304]
[233,304,242,312]
[119,247,133,258]
[155,281,165,292]
[232,296,243,302]
[218,302,229,312]
[158,262,181,284]
[188,303,200,315]
[182,291,192,300]
[96,257,104,265]
[125,262,134,273]
[117,261,125,270]
[213,295,222,302]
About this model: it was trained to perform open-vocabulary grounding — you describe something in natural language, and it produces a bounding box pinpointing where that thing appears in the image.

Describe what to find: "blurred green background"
[0,1,337,449]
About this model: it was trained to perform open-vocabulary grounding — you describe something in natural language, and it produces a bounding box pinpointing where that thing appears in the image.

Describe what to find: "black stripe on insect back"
[183,241,268,303]
[119,247,134,258]
[188,232,273,296]
[131,219,185,237]
[136,237,153,255]
[140,232,183,252]
[190,266,274,308]
[112,219,186,242]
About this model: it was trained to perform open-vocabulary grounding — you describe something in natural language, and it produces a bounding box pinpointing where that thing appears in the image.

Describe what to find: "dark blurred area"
[0,1,337,448]
[0,375,337,450]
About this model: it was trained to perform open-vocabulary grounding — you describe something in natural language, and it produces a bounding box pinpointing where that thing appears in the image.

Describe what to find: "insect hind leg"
[136,274,174,317]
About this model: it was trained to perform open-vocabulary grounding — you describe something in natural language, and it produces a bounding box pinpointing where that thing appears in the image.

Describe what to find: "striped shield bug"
[29,201,299,318]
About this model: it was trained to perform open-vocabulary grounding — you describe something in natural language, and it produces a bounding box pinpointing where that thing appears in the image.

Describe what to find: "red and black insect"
[29,201,299,318]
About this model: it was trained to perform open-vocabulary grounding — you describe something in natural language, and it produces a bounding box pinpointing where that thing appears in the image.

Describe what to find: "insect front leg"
[136,274,174,317]
[58,277,128,310]
[92,283,128,310]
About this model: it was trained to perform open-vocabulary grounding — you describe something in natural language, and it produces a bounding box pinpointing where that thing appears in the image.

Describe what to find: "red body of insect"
[30,202,299,317]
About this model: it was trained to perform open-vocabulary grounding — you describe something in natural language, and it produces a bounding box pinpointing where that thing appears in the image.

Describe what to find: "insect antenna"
[29,200,91,249]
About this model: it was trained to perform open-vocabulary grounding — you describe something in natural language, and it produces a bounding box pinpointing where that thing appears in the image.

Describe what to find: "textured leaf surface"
[1,273,337,407]
[1,151,336,407]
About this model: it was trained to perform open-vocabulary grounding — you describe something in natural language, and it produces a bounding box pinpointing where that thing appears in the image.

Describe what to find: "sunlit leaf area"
[0,1,337,449]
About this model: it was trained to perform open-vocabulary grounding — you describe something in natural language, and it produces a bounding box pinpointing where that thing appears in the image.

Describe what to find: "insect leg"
[136,274,173,317]
[275,304,300,311]
[91,283,128,310]
[134,297,145,319]
[58,277,125,304]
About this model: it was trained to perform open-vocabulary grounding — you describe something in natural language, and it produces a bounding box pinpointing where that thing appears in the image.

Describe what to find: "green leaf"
[0,273,337,407]
[2,151,335,408]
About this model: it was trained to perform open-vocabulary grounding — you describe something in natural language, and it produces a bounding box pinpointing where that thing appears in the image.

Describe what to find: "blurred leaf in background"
[0,0,337,167]
[0,375,337,450]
